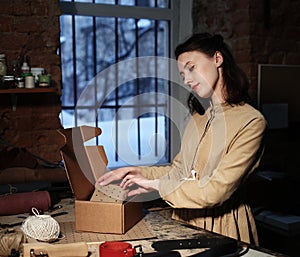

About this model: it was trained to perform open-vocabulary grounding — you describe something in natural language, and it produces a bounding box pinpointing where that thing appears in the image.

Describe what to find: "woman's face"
[177,50,223,100]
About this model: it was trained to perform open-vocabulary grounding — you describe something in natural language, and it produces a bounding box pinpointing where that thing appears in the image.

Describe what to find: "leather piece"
[0,191,51,215]
[152,237,238,257]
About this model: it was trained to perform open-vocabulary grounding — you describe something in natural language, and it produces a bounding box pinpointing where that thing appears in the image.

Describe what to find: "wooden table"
[1,198,287,256]
[0,198,284,257]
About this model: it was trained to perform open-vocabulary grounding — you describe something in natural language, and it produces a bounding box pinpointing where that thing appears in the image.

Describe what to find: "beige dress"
[141,102,266,245]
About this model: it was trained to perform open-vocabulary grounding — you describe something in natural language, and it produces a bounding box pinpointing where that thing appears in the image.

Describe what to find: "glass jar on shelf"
[0,54,7,77]
[15,76,25,88]
[1,75,15,89]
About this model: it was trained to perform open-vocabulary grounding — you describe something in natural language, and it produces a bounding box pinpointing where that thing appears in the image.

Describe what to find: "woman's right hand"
[95,166,142,187]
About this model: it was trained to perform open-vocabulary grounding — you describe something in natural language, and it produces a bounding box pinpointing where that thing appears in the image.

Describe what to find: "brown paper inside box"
[58,126,142,234]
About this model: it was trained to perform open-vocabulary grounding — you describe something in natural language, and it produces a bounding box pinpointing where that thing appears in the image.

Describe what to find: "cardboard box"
[58,125,143,234]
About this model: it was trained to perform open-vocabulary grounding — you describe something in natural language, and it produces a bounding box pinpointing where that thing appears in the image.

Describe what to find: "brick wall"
[0,0,62,164]
[192,0,300,175]
[248,0,300,91]
[192,0,300,104]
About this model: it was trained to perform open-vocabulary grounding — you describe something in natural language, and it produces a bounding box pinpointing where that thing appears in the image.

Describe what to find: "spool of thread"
[25,75,35,88]
[21,208,60,242]
[0,191,51,215]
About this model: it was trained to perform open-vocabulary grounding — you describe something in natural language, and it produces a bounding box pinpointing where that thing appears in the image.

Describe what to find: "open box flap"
[58,126,108,200]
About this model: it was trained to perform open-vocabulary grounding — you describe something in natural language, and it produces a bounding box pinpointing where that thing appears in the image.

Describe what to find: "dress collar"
[208,101,236,114]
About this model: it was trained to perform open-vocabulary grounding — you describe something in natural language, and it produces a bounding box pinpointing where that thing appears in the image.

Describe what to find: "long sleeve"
[137,103,265,245]
[152,103,266,209]
[140,152,180,179]
[159,115,266,208]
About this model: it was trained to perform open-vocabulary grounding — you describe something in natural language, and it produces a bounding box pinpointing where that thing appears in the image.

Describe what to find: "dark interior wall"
[250,0,300,176]
[192,0,300,102]
[0,0,63,164]
[191,3,300,255]
[192,0,300,176]
[192,0,254,97]
[248,0,300,106]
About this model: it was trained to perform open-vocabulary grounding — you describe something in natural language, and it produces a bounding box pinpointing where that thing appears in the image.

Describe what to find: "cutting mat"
[57,219,156,244]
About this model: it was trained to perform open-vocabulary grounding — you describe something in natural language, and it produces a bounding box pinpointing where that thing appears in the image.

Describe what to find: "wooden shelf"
[0,87,57,94]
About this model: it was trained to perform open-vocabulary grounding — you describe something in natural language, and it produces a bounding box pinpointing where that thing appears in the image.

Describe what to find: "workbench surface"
[0,198,286,257]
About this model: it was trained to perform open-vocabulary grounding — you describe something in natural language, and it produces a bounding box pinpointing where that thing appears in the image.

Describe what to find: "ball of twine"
[21,207,60,242]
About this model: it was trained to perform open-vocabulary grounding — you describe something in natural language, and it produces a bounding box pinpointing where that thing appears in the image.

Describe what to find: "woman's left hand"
[120,173,159,197]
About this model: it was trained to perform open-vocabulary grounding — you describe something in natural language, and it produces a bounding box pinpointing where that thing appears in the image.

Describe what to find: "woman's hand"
[95,166,142,187]
[120,173,159,197]
[95,166,159,197]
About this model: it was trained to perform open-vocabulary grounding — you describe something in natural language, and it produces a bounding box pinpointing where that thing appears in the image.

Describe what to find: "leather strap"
[152,237,238,257]
[142,251,181,257]
[188,241,240,257]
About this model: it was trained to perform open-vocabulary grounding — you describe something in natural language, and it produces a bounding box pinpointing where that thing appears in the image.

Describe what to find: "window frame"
[59,0,193,164]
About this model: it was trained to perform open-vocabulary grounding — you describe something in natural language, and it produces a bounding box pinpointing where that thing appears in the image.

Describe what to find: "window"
[59,0,192,168]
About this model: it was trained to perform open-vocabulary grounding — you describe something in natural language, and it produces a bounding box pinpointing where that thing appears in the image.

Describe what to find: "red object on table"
[100,241,136,257]
[0,191,51,215]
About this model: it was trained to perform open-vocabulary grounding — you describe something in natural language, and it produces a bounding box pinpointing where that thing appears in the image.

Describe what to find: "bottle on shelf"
[21,60,30,74]
[0,54,7,77]
[11,59,21,77]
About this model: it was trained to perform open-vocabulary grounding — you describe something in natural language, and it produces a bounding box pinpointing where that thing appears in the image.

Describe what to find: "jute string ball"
[0,229,25,256]
[21,207,60,242]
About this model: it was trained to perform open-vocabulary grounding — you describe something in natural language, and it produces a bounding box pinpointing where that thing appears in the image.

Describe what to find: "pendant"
[179,169,197,181]
[191,169,197,180]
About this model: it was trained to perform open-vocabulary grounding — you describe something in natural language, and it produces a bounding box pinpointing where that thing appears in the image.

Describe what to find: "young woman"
[96,33,266,245]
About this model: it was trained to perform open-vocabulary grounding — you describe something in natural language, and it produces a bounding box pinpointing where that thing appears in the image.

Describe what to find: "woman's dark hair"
[175,32,251,114]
